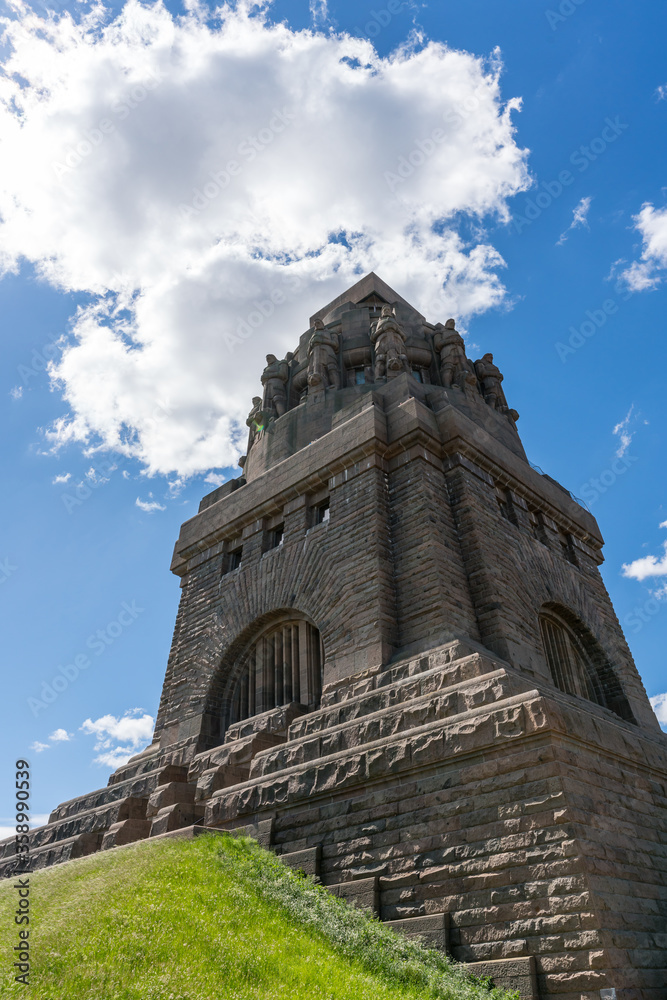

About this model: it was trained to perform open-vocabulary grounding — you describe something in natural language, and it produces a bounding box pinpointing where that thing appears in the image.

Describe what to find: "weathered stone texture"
[3,274,666,999]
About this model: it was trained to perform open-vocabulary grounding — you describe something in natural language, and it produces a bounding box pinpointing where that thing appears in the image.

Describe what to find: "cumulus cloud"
[10,386,23,400]
[650,692,667,729]
[556,195,591,245]
[622,521,667,582]
[136,495,166,512]
[0,1,529,478]
[52,472,72,484]
[80,707,154,767]
[655,84,667,101]
[49,728,73,742]
[29,741,49,753]
[204,472,227,487]
[618,203,667,291]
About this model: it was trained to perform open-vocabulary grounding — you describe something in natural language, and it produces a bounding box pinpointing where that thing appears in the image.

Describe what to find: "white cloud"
[10,386,23,400]
[660,520,667,529]
[136,495,166,512]
[557,195,592,245]
[655,84,667,101]
[80,708,154,767]
[31,814,51,828]
[650,692,667,730]
[49,728,73,742]
[204,472,227,488]
[618,203,667,291]
[0,2,529,479]
[29,741,50,753]
[622,521,667,581]
[52,472,72,484]
[612,404,635,458]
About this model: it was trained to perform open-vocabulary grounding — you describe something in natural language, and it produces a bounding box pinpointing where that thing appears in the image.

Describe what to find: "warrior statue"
[433,319,471,390]
[474,353,509,412]
[245,396,265,452]
[371,305,409,381]
[261,354,290,418]
[307,320,340,389]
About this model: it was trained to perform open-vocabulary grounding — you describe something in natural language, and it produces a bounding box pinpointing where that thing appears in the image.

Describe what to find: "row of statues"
[248,308,515,451]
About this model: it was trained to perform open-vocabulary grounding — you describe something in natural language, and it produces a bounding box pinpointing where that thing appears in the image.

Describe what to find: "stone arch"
[210,609,324,742]
[539,603,636,723]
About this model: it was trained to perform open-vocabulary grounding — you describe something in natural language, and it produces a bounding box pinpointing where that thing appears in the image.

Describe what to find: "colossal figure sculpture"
[433,318,471,390]
[5,273,665,1000]
[261,353,289,417]
[371,304,409,380]
[474,352,508,412]
[307,319,340,389]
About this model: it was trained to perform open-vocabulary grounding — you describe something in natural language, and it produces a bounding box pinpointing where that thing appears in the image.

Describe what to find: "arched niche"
[538,603,636,723]
[222,611,323,738]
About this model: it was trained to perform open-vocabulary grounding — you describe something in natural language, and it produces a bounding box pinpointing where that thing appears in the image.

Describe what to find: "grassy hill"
[0,833,517,1000]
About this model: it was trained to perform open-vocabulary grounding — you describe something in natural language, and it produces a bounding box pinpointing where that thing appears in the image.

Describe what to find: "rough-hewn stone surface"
[3,275,665,999]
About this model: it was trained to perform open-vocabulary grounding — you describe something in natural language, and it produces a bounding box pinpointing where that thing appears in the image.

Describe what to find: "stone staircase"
[0,638,539,997]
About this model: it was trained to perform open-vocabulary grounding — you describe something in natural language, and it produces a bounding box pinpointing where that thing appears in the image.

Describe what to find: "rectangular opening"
[354,370,366,385]
[270,524,284,549]
[228,547,243,572]
[315,500,330,525]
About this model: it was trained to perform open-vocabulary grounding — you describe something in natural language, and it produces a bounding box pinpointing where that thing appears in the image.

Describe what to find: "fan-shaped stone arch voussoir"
[204,605,318,723]
[538,600,636,723]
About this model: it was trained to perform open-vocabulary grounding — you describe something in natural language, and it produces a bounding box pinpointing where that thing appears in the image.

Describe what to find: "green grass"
[0,834,518,1000]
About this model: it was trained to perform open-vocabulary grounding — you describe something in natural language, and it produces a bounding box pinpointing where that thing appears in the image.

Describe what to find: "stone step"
[205,689,543,828]
[464,957,538,1000]
[289,651,506,741]
[0,796,149,862]
[328,875,379,914]
[225,703,308,744]
[101,818,152,850]
[0,831,103,874]
[189,732,285,780]
[250,668,517,779]
[319,639,485,708]
[47,764,184,823]
[384,912,449,952]
[279,846,322,878]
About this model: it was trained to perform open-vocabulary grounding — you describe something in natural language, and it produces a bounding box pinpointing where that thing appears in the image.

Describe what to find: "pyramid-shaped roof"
[309,272,423,327]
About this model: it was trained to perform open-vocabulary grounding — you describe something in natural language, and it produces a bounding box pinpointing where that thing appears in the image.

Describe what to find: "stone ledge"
[384,912,449,952]
[465,956,537,1000]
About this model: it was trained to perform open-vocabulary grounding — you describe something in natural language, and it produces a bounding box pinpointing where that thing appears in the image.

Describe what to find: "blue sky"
[1,0,666,834]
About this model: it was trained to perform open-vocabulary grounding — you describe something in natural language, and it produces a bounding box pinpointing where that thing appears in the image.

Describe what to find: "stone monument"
[3,273,666,1000]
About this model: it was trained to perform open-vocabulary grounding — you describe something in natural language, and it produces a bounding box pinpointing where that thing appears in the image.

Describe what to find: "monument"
[3,274,666,999]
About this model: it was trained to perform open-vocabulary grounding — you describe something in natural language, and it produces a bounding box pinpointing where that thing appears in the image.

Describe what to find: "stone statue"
[261,354,289,418]
[474,353,509,412]
[433,319,471,390]
[245,396,265,452]
[307,320,340,390]
[371,305,409,381]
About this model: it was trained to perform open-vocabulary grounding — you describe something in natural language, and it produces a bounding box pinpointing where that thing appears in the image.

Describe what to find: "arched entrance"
[225,614,323,734]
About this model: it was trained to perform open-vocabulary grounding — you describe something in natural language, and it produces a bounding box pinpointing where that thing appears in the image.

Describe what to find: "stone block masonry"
[3,273,665,999]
